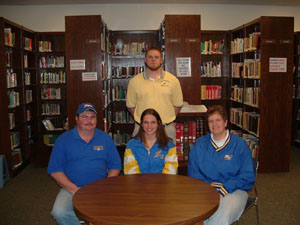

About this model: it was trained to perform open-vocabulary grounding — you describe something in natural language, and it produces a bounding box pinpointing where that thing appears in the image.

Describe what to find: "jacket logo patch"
[154,150,162,158]
[94,146,103,151]
[224,155,233,160]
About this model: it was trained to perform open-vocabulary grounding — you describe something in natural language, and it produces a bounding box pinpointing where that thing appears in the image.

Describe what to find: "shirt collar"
[143,69,165,80]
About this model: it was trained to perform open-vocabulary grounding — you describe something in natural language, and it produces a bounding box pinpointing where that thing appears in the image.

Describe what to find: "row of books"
[41,103,61,115]
[201,85,222,100]
[42,118,65,131]
[244,59,261,78]
[4,28,15,47]
[231,32,260,54]
[6,49,12,67]
[24,37,33,51]
[23,55,32,68]
[25,89,33,103]
[231,59,261,79]
[40,71,66,84]
[201,40,224,55]
[41,87,61,100]
[200,61,222,77]
[39,41,53,52]
[111,41,153,56]
[231,85,243,103]
[243,112,260,137]
[231,62,244,78]
[112,111,134,124]
[9,113,15,130]
[244,32,260,52]
[100,32,109,53]
[230,108,243,128]
[26,109,31,122]
[8,91,20,108]
[43,134,60,146]
[244,87,260,107]
[7,70,17,88]
[175,119,208,161]
[231,38,244,54]
[230,108,260,137]
[39,56,64,68]
[111,66,144,78]
[110,131,131,146]
[112,86,126,101]
[12,148,23,169]
[232,130,259,159]
[25,72,31,85]
[103,92,110,109]
[10,131,20,150]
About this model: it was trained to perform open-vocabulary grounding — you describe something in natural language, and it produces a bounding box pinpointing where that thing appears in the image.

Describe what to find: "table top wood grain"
[73,174,219,225]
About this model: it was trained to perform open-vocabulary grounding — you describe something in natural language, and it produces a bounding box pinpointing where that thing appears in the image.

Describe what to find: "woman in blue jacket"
[124,108,178,175]
[188,105,255,225]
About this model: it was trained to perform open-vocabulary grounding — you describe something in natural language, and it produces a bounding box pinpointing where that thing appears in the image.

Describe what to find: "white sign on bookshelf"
[70,59,85,70]
[269,57,287,73]
[176,57,191,77]
[82,72,97,81]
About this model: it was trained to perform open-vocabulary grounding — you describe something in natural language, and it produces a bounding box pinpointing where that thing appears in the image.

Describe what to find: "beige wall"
[0,3,299,31]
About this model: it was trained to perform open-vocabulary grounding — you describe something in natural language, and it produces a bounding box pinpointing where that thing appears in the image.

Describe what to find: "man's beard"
[146,63,162,71]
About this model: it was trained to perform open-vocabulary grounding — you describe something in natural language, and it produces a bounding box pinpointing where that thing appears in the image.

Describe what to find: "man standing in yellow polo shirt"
[126,47,183,143]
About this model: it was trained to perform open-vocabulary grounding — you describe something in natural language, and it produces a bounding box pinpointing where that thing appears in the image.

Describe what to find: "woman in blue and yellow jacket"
[124,108,178,175]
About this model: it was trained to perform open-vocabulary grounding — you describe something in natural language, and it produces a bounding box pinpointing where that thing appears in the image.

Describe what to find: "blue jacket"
[124,138,178,174]
[188,132,255,196]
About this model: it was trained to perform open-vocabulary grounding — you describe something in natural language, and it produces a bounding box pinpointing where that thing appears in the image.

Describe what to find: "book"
[42,119,55,131]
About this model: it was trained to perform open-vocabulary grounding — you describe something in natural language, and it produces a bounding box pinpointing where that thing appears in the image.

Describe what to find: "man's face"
[76,110,97,132]
[145,49,163,71]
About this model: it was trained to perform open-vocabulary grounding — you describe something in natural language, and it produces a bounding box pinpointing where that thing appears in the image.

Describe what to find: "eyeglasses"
[79,115,97,120]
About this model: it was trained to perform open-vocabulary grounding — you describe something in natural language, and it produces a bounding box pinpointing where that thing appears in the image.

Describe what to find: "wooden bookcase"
[292,32,300,145]
[162,15,201,105]
[229,16,294,172]
[0,18,38,177]
[65,15,106,130]
[108,30,159,147]
[34,32,66,167]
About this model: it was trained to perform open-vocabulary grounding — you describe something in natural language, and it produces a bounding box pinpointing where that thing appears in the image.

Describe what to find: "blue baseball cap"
[76,103,97,115]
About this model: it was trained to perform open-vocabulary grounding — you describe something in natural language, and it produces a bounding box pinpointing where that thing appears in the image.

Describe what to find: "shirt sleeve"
[172,77,183,108]
[47,135,65,174]
[126,78,137,109]
[123,140,141,175]
[187,139,207,181]
[106,135,122,171]
[162,143,178,175]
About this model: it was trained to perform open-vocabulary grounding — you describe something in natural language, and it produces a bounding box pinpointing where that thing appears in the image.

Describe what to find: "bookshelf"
[200,30,230,110]
[35,32,66,166]
[65,15,106,130]
[161,15,201,105]
[292,32,300,145]
[160,15,207,174]
[0,18,38,177]
[108,30,159,147]
[229,16,294,172]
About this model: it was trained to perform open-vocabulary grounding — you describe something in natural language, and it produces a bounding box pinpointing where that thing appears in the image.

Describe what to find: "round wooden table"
[73,174,219,225]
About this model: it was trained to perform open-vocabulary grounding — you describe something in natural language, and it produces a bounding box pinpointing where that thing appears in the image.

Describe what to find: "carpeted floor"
[1,146,300,225]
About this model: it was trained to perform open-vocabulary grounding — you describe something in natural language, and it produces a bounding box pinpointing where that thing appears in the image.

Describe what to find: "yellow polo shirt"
[126,70,183,124]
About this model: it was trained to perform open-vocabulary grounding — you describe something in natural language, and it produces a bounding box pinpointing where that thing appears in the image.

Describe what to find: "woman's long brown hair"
[134,108,170,149]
